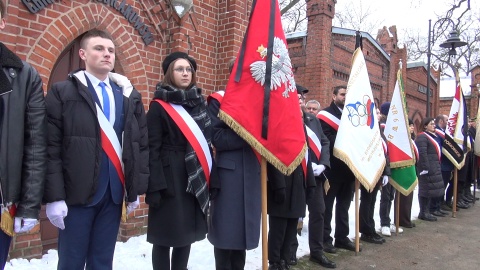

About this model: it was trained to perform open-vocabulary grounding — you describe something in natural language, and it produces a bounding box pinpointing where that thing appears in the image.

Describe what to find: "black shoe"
[464,193,474,201]
[440,203,452,212]
[431,210,447,217]
[323,242,337,254]
[457,201,470,209]
[418,213,437,221]
[310,252,337,268]
[438,208,449,215]
[268,262,282,270]
[445,201,459,210]
[334,239,361,252]
[280,260,290,270]
[373,233,386,243]
[288,256,297,266]
[360,234,383,244]
[400,222,415,228]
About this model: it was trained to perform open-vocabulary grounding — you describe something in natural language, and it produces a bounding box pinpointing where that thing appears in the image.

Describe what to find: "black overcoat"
[415,132,444,198]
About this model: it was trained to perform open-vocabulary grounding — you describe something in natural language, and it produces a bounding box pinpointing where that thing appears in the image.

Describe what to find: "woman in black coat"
[146,52,212,270]
[415,117,444,221]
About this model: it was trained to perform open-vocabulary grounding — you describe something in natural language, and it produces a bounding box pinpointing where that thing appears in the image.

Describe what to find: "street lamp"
[426,18,467,118]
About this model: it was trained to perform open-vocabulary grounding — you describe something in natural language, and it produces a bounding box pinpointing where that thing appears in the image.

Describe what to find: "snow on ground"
[5,188,420,270]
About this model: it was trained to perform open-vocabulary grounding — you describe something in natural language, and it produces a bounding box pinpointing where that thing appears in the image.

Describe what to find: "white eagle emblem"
[250,37,296,98]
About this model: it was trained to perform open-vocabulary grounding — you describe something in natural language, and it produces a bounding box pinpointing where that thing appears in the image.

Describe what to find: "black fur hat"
[162,51,197,75]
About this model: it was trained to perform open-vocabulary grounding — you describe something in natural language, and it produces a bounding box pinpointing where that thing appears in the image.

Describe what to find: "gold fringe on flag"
[121,200,127,223]
[219,110,307,176]
[1,210,15,237]
[333,148,385,192]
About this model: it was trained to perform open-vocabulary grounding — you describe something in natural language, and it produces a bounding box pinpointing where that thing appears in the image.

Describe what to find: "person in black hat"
[146,51,211,270]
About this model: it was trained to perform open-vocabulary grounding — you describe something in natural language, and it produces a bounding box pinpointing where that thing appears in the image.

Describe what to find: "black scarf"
[154,84,211,214]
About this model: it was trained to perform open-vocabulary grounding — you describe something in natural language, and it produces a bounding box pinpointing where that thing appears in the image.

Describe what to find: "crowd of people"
[1,2,478,268]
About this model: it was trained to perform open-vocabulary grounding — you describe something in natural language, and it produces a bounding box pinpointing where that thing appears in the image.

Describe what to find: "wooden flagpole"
[261,157,268,270]
[355,179,360,255]
[452,168,458,218]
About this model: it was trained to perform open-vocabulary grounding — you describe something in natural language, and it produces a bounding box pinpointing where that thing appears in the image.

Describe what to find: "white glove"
[126,196,140,215]
[14,217,38,233]
[419,170,428,175]
[46,200,68,230]
[312,163,326,176]
[382,175,389,186]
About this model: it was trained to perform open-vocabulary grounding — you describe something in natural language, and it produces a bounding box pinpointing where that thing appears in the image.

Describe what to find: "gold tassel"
[324,179,330,195]
[1,211,15,237]
[121,200,127,223]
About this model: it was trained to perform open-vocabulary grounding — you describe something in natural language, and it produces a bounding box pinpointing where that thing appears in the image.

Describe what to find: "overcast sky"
[334,0,478,36]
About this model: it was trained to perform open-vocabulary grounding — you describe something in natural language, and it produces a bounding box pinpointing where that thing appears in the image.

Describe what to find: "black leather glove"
[145,191,162,208]
[274,188,286,204]
[210,188,220,201]
[306,187,316,203]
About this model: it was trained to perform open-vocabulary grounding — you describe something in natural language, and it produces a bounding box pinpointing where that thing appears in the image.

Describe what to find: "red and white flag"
[445,71,469,169]
[218,0,306,175]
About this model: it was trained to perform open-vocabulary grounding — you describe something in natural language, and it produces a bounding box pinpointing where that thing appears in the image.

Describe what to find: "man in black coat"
[0,2,47,267]
[299,86,336,268]
[44,29,149,270]
[317,85,357,252]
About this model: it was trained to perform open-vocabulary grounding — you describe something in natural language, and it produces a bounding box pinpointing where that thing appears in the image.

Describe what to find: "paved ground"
[293,199,480,270]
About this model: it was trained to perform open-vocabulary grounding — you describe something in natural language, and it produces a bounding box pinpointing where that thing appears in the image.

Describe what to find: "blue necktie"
[99,82,110,121]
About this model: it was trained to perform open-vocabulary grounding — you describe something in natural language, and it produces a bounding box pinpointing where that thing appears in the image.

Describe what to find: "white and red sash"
[305,126,321,161]
[381,137,388,155]
[95,104,125,186]
[154,100,212,183]
[317,111,340,131]
[411,139,419,161]
[207,90,225,104]
[419,132,441,162]
[435,128,445,139]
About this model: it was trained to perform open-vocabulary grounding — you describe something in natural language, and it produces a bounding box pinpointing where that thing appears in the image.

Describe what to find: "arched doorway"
[40,32,125,253]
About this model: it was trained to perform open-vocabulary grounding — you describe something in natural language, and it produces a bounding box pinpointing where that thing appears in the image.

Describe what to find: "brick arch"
[26,4,147,93]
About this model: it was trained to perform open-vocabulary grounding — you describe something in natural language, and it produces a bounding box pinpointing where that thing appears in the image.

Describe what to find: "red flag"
[218,0,306,175]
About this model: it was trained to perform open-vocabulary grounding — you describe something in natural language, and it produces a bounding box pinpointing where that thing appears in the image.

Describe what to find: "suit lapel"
[110,81,124,133]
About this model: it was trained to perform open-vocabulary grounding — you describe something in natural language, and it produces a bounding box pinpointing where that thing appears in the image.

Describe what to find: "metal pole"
[426,19,432,118]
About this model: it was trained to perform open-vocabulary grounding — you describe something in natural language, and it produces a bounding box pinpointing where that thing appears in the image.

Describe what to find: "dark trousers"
[379,183,395,227]
[446,179,465,203]
[268,216,297,264]
[152,244,191,270]
[0,229,12,269]
[308,178,326,253]
[359,185,379,235]
[394,191,414,227]
[214,247,246,270]
[57,190,121,270]
[323,178,353,243]
[290,218,301,260]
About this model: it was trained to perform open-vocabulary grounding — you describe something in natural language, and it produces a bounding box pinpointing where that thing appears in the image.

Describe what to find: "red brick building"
[3,0,474,261]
